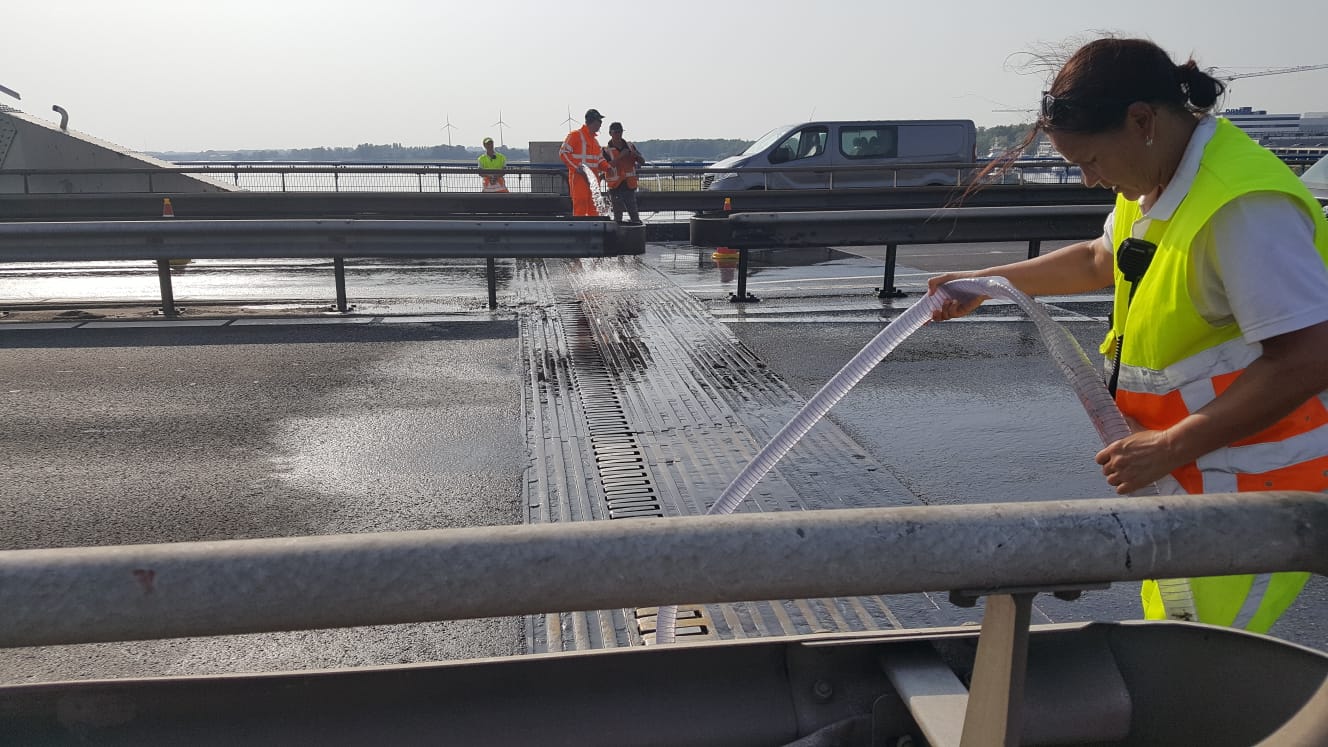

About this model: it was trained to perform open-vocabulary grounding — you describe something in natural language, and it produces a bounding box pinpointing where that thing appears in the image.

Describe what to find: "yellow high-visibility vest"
[477,152,508,193]
[1107,118,1328,632]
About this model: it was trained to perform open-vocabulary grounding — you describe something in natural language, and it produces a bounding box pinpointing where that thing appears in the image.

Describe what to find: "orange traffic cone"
[713,198,736,260]
[161,197,175,218]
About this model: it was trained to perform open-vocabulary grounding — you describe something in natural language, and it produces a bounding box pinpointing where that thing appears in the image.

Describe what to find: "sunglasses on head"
[1039,91,1132,126]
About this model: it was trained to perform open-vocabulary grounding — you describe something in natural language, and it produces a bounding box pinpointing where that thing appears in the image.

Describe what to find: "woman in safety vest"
[927,37,1328,634]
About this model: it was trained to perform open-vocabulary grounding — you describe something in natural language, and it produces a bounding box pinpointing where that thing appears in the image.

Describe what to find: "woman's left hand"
[1095,428,1179,494]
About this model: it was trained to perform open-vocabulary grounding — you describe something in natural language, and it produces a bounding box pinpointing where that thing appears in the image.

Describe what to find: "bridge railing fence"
[3,160,1098,195]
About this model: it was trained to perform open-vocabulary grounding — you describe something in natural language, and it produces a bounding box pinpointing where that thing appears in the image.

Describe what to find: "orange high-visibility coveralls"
[560,125,608,216]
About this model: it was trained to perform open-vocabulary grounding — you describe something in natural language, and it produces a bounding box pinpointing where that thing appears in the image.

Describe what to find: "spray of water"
[652,277,1193,643]
[581,165,612,217]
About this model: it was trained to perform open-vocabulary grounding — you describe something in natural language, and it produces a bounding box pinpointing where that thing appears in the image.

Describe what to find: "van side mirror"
[770,148,790,164]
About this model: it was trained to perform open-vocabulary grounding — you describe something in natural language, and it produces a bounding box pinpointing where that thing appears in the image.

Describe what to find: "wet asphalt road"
[1,322,527,682]
[1,240,1323,685]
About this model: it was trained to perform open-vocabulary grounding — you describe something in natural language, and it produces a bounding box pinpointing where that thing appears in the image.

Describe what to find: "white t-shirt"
[1102,116,1328,344]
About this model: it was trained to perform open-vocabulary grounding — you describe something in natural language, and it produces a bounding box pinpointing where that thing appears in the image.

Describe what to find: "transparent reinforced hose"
[653,276,1194,644]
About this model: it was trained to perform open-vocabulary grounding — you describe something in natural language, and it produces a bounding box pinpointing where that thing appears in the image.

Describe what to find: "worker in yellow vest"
[927,37,1328,634]
[602,121,646,224]
[477,137,508,193]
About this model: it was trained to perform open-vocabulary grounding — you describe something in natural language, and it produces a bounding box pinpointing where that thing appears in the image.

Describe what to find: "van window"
[768,126,828,164]
[741,126,794,157]
[898,123,969,159]
[841,127,898,159]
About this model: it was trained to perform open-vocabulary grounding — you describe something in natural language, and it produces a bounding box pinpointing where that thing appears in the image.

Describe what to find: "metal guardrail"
[2,164,570,195]
[4,492,1325,744]
[2,160,1083,195]
[1,491,1323,647]
[0,184,1117,223]
[0,218,645,313]
[690,204,1114,301]
[0,205,1108,316]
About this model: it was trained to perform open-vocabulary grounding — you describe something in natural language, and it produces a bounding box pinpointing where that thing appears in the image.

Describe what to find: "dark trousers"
[609,184,640,224]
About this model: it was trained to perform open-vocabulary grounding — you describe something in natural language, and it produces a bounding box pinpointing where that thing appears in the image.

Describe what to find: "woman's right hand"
[927,271,988,321]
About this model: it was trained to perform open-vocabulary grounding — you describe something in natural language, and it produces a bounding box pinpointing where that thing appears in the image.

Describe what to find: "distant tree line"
[634,139,753,161]
[152,143,529,163]
[976,123,1036,157]
[153,127,1038,164]
[154,139,755,164]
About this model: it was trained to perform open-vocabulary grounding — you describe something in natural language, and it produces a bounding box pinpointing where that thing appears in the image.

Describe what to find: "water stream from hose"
[653,276,1195,644]
[582,165,612,216]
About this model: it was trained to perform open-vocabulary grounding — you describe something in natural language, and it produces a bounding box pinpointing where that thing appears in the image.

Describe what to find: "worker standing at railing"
[927,37,1328,635]
[560,109,609,216]
[602,121,646,225]
[477,137,508,193]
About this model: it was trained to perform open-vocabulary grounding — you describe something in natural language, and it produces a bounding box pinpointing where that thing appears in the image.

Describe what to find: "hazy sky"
[4,0,1327,152]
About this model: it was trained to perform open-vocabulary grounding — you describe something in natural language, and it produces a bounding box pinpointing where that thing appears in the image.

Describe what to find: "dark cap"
[609,121,623,132]
[584,108,604,122]
[482,136,494,145]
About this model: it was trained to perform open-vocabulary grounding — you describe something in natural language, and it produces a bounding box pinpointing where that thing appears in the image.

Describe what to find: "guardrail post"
[729,247,759,303]
[1026,240,1042,259]
[877,243,905,298]
[486,257,497,309]
[155,259,177,317]
[332,258,352,313]
[959,593,1034,747]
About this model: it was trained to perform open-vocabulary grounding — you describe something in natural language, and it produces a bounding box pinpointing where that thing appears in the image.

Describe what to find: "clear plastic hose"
[653,276,1193,644]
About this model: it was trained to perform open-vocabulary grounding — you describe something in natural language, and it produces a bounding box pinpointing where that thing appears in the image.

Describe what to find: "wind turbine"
[561,107,575,130]
[492,109,510,147]
[441,113,457,147]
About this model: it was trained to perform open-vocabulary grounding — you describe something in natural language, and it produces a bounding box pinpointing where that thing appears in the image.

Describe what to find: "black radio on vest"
[1108,237,1158,396]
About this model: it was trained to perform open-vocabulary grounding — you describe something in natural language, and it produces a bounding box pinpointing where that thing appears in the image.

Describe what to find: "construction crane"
[1209,63,1328,81]
[991,63,1328,115]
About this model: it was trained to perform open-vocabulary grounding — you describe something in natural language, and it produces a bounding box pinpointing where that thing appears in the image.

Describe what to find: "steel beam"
[0,491,1323,648]
[0,185,1114,222]
[690,205,1112,249]
[0,192,570,220]
[0,218,642,262]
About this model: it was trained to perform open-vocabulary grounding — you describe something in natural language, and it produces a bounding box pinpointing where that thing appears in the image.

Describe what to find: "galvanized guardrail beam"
[0,218,634,262]
[1,491,1322,648]
[690,205,1113,301]
[690,205,1112,249]
[0,192,571,220]
[0,218,645,312]
[0,185,1115,222]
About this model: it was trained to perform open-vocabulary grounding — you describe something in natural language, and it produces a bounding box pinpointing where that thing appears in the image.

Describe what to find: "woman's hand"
[1095,427,1179,494]
[927,272,988,321]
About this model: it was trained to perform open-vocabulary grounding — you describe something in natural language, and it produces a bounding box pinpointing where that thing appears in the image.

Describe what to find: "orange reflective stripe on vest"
[603,143,640,189]
[560,126,605,174]
[1112,118,1328,632]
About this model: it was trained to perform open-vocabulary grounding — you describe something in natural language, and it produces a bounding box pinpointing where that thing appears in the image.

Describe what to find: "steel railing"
[4,489,1327,746]
[1,491,1323,648]
[689,204,1113,301]
[2,161,1087,195]
[0,218,644,313]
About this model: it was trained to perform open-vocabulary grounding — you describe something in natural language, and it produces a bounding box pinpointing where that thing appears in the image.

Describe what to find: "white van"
[703,120,977,190]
